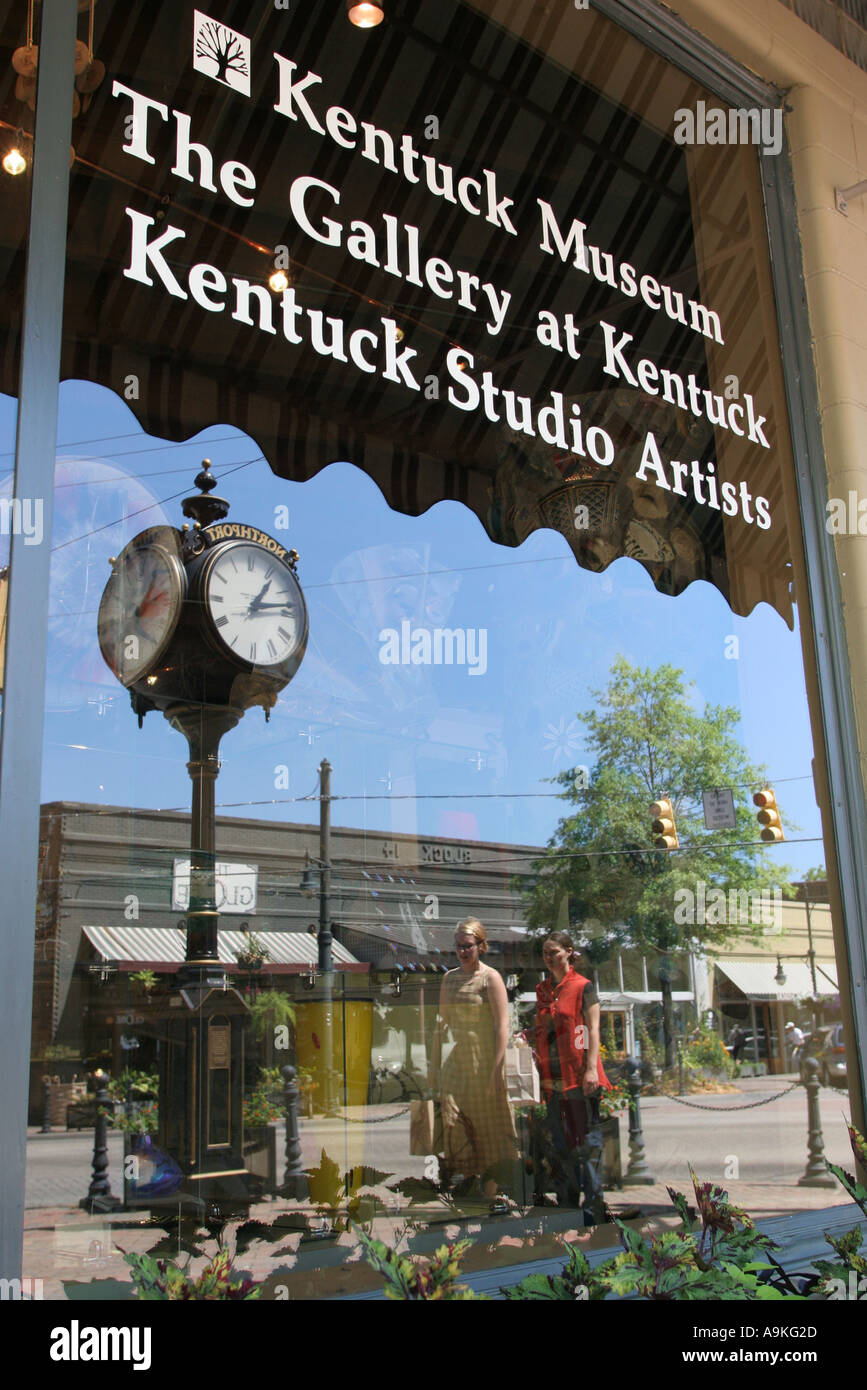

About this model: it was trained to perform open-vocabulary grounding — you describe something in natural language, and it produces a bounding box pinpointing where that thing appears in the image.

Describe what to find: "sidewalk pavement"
[20,1071,859,1298]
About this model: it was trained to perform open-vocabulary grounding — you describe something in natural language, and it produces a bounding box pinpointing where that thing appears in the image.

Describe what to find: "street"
[25,1076,855,1213]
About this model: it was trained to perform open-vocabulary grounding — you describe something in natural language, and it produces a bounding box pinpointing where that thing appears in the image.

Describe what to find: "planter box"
[45,1081,86,1127]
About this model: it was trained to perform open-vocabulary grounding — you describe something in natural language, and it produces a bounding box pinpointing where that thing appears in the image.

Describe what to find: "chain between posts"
[665,1079,803,1110]
[342,1105,412,1124]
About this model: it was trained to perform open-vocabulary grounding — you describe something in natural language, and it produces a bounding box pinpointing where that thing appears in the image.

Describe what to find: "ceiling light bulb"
[347,2,384,27]
[3,146,26,176]
[269,268,290,293]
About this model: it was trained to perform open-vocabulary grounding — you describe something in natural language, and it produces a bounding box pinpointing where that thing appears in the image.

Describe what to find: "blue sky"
[0,379,823,878]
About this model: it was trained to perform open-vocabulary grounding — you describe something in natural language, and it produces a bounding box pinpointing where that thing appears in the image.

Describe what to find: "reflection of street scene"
[24,1069,856,1297]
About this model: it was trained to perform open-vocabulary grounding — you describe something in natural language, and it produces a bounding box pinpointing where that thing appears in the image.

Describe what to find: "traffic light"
[650,798,679,851]
[754,788,784,841]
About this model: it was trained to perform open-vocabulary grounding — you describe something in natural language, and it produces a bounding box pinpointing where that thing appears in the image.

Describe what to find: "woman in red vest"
[535,931,611,1224]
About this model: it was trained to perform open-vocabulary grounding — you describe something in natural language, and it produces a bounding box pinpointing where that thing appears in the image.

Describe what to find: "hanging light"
[268,268,290,293]
[347,1,384,27]
[774,956,787,987]
[3,145,26,176]
[300,849,316,898]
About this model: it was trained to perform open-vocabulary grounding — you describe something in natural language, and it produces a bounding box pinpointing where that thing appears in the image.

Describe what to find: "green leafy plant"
[129,969,158,994]
[248,991,295,1042]
[110,1100,159,1136]
[599,1078,632,1118]
[42,1043,80,1063]
[683,1025,734,1077]
[505,1167,799,1301]
[503,1241,606,1300]
[119,1248,260,1300]
[236,932,271,971]
[519,658,794,1067]
[638,1018,661,1070]
[813,1123,867,1296]
[104,1070,160,1134]
[243,1067,286,1127]
[354,1225,485,1299]
[105,1068,159,1102]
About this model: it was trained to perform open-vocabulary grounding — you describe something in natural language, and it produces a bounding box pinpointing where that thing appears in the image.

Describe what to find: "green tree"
[522,657,793,1066]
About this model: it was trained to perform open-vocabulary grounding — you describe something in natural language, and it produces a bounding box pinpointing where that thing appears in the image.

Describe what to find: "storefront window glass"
[1,0,857,1298]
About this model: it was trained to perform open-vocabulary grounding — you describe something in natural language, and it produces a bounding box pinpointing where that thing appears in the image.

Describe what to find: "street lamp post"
[300,759,338,1115]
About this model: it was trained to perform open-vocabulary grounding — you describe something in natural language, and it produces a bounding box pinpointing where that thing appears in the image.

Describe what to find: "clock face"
[97,533,185,686]
[203,541,306,668]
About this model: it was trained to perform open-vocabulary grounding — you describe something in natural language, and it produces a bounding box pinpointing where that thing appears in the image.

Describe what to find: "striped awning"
[715,959,838,1001]
[81,924,362,971]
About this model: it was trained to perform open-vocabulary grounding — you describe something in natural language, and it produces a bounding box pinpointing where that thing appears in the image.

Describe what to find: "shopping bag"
[505,1044,540,1104]
[409,1098,443,1154]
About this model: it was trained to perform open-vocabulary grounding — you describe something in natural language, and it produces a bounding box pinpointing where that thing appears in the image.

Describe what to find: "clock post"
[98,463,309,1213]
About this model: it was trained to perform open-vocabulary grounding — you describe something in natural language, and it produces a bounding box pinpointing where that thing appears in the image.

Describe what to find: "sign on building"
[172,859,258,913]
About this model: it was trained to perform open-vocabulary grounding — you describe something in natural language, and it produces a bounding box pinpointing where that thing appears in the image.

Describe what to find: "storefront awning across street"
[81,924,365,973]
[714,959,838,1002]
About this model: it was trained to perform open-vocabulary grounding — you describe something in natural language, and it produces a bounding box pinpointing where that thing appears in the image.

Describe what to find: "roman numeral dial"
[204,540,306,670]
[97,536,185,687]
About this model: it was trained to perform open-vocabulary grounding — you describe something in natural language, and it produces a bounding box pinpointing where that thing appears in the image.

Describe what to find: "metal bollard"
[80,1073,121,1211]
[797,1057,836,1188]
[280,1065,309,1200]
[623,1058,655,1185]
[41,1074,52,1133]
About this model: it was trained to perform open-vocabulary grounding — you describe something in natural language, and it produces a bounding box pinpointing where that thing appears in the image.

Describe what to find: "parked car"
[815,1023,847,1088]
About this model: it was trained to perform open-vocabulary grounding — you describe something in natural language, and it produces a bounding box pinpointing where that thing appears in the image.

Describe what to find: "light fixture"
[347,1,384,27]
[3,145,26,176]
[300,849,316,898]
[775,956,787,987]
[268,268,290,293]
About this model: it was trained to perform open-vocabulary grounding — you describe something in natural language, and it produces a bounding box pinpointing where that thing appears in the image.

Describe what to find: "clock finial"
[182,459,230,526]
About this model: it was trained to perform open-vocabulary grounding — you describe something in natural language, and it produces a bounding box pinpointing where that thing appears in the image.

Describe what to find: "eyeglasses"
[456,942,478,952]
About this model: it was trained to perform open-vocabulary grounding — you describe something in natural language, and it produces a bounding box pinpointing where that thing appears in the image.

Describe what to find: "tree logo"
[193,11,250,96]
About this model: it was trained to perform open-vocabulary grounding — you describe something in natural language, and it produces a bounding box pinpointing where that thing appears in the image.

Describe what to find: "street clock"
[97,527,186,687]
[97,463,308,720]
[200,539,304,670]
[95,462,308,1210]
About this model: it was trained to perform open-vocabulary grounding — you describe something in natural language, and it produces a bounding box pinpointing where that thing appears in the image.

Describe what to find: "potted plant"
[129,969,158,997]
[235,931,270,973]
[242,1067,285,1195]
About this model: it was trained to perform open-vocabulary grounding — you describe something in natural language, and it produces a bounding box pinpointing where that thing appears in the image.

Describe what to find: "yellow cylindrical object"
[296,997,374,1203]
[295,998,374,1109]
